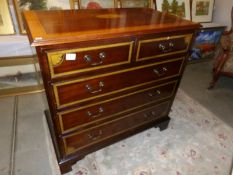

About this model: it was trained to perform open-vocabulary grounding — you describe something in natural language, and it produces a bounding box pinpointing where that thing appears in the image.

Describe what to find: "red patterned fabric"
[222,54,233,72]
[208,6,233,88]
[220,32,233,72]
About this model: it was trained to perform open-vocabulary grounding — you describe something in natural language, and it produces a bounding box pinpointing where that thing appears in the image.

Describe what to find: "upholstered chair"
[208,7,233,89]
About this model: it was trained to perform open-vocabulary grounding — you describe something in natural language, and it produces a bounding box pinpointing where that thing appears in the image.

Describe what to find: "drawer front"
[58,81,177,133]
[136,34,192,61]
[62,101,170,155]
[47,42,134,78]
[53,58,184,108]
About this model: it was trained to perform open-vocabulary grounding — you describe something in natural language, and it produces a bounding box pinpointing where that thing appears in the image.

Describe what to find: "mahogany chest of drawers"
[23,9,199,173]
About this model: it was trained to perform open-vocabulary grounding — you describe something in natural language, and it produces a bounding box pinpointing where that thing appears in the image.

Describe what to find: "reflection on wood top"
[23,8,200,46]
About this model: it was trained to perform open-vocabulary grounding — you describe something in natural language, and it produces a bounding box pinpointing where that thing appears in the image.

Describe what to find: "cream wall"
[213,0,233,30]
[0,0,34,57]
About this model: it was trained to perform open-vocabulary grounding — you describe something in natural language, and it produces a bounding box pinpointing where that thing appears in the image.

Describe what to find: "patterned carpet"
[48,89,233,175]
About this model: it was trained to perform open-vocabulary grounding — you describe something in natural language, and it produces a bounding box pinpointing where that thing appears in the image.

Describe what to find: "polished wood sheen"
[23,9,200,174]
[62,101,170,155]
[136,34,192,61]
[47,41,133,78]
[23,9,199,46]
[58,81,177,134]
[54,58,184,108]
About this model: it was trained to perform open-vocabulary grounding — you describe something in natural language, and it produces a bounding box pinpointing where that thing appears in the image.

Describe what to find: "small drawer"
[47,41,134,78]
[136,34,192,61]
[58,81,177,134]
[53,58,184,108]
[62,101,170,155]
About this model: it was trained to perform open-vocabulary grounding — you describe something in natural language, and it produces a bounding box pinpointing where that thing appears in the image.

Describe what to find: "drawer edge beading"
[62,100,171,155]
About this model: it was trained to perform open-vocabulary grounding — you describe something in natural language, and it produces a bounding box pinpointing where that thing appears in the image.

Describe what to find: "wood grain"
[23,9,200,46]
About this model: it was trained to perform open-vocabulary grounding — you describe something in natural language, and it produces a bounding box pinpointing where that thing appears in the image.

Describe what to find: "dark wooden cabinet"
[23,8,199,174]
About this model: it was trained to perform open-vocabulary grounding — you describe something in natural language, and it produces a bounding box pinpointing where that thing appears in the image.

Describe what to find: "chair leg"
[208,80,217,89]
[208,69,220,89]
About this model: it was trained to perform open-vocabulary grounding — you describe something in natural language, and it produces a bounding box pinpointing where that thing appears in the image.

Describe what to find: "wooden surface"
[59,81,177,134]
[54,58,183,108]
[62,101,170,155]
[23,9,200,46]
[24,9,200,174]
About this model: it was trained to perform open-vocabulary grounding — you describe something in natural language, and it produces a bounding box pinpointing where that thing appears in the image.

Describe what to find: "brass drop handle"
[99,52,106,59]
[158,42,174,53]
[153,67,168,76]
[88,130,103,141]
[84,54,92,62]
[86,107,104,118]
[148,90,161,97]
[159,43,166,51]
[85,81,104,94]
[144,111,156,118]
[169,42,174,48]
[84,52,106,66]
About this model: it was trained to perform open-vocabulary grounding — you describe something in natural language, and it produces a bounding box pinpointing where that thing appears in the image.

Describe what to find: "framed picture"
[13,0,73,34]
[189,25,225,62]
[120,0,153,8]
[79,0,117,9]
[155,0,191,20]
[192,0,215,22]
[0,0,15,35]
[70,0,80,9]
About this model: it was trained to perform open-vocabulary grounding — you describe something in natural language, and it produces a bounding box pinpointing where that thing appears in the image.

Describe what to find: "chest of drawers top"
[23,8,199,47]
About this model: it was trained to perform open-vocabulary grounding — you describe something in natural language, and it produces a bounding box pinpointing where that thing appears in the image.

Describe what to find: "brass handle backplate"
[148,90,161,97]
[88,130,103,141]
[158,41,174,53]
[84,52,106,66]
[144,111,156,118]
[86,107,104,118]
[85,81,104,94]
[153,67,168,77]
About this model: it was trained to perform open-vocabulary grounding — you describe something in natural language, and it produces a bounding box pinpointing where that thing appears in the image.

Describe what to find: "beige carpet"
[54,89,233,175]
[1,89,231,175]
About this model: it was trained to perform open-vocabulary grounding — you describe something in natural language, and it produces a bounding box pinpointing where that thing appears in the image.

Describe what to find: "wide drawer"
[136,34,192,61]
[58,81,177,134]
[62,101,170,155]
[53,58,184,108]
[47,41,134,78]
